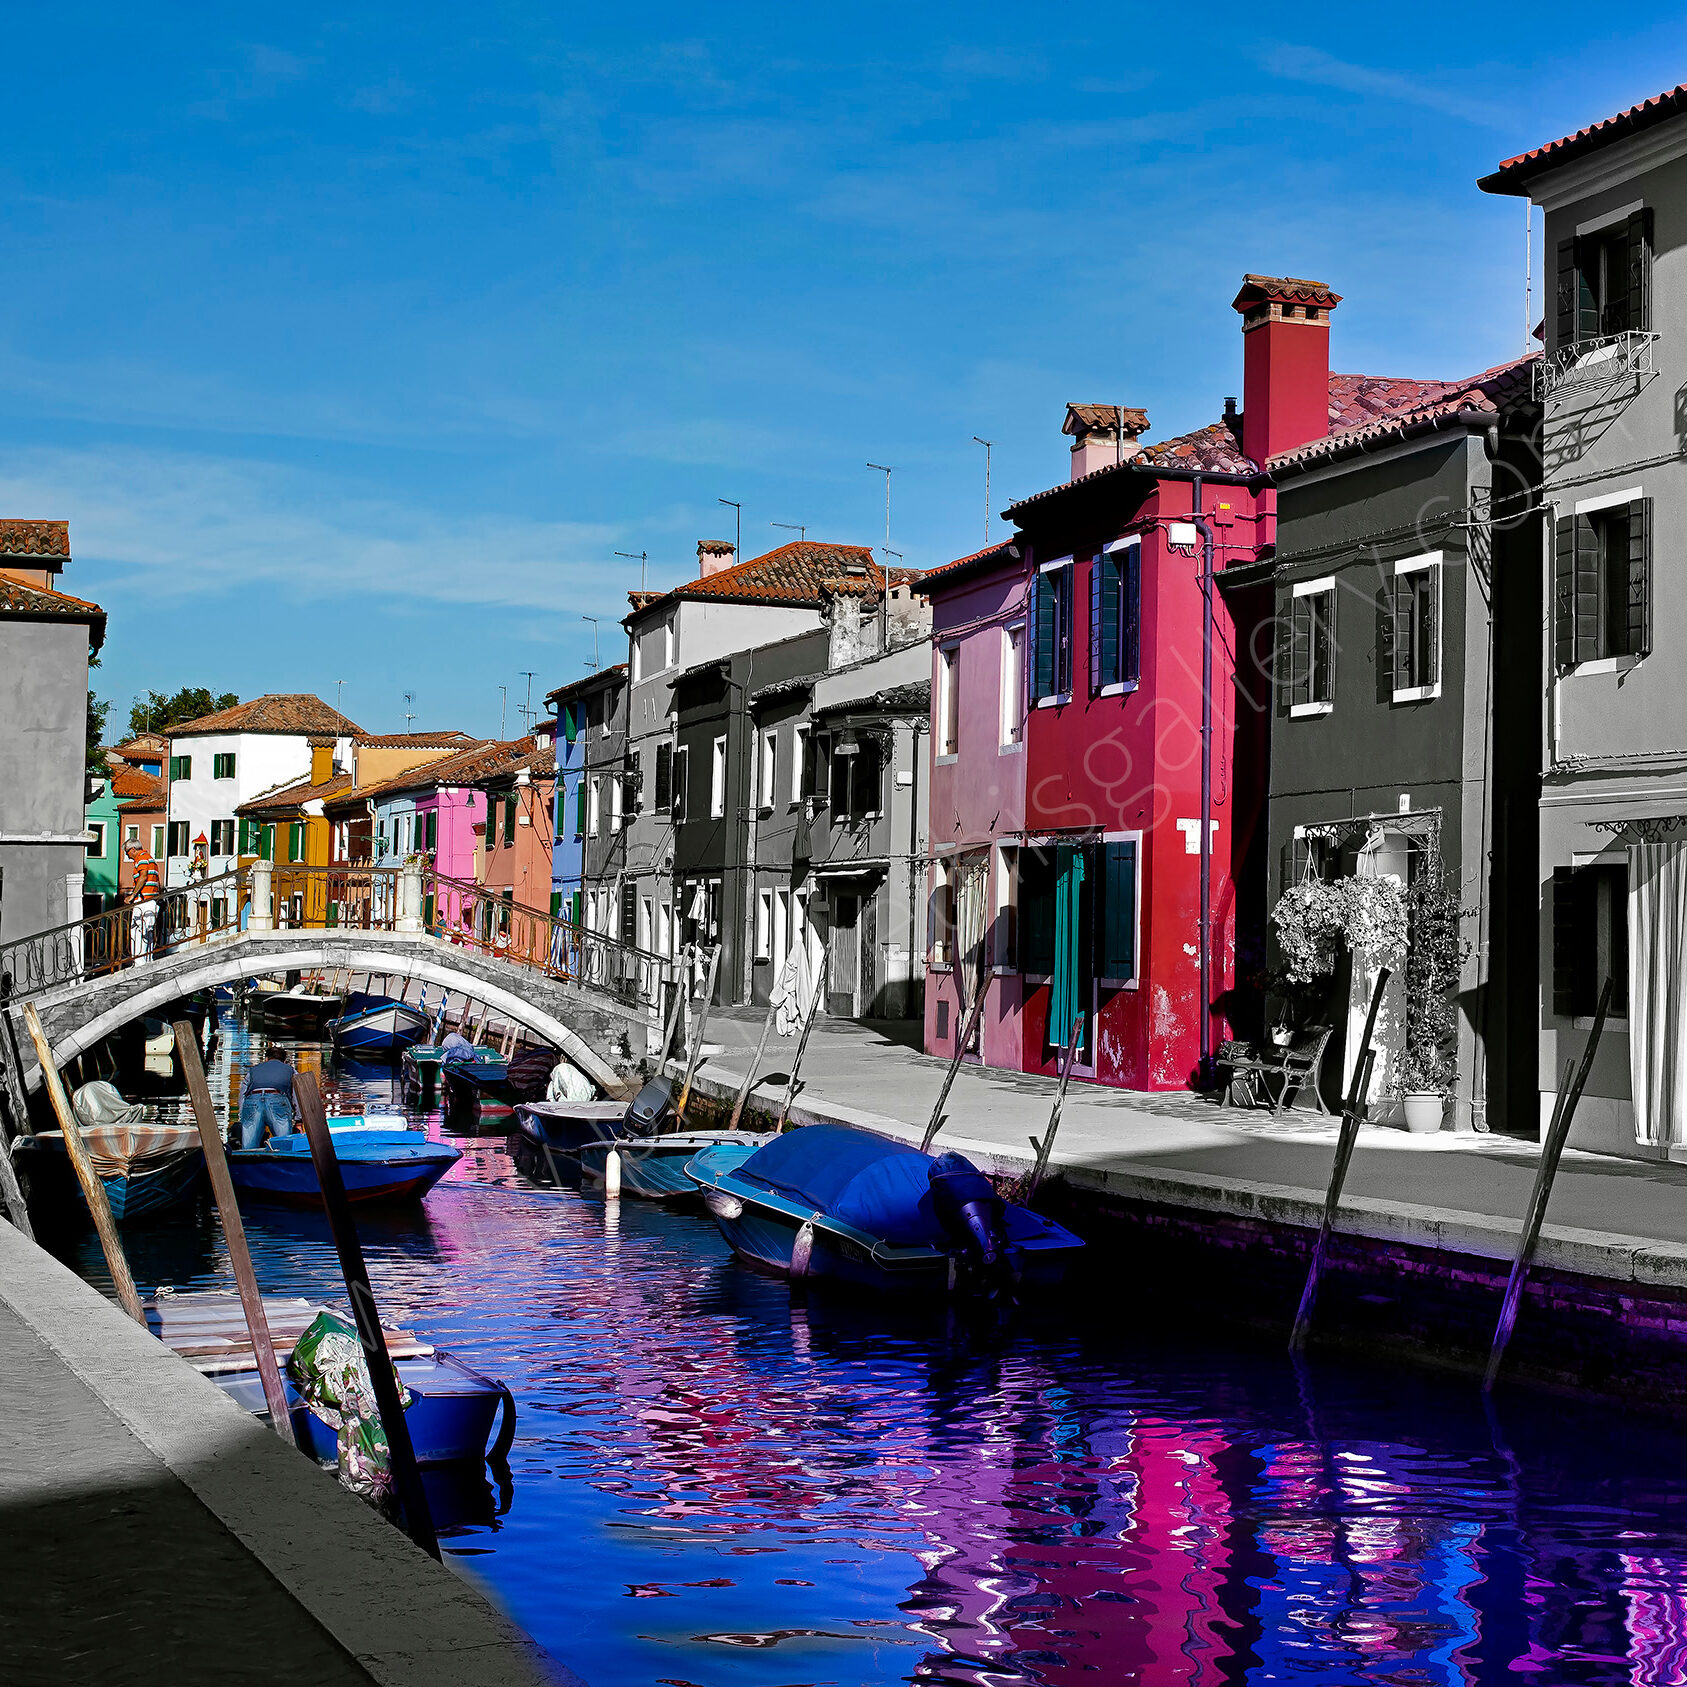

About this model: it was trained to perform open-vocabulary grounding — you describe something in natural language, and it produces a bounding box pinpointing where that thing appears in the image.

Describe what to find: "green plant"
[1395,869,1471,1097]
[1270,873,1408,984]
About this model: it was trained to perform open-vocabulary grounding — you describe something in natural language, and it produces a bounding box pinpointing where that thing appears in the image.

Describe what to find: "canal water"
[42,1009,1687,1686]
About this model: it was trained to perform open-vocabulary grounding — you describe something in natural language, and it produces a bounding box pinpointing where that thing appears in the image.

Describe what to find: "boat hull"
[330,1001,431,1055]
[16,1138,204,1223]
[578,1133,772,1201]
[215,1349,513,1465]
[227,1132,460,1206]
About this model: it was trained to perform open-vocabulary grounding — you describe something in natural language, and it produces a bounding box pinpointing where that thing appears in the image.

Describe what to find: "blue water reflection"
[43,1012,1687,1687]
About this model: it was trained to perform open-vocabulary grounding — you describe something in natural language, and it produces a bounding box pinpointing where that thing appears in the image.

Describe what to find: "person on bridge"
[125,842,161,966]
[238,1043,297,1149]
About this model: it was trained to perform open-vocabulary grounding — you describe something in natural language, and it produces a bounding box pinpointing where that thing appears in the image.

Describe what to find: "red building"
[921,272,1387,1091]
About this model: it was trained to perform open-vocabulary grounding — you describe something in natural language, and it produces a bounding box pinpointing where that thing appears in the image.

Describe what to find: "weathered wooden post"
[776,941,831,1135]
[727,993,781,1133]
[1484,976,1614,1391]
[1288,967,1390,1352]
[174,1021,295,1445]
[1023,1014,1085,1203]
[675,945,723,1124]
[920,979,992,1154]
[294,1072,439,1559]
[23,1003,144,1323]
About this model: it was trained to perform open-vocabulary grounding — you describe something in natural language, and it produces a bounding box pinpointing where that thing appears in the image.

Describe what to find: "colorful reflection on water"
[45,1012,1687,1686]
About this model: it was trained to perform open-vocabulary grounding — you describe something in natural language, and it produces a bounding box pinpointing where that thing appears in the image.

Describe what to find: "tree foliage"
[128,687,239,738]
[1396,868,1472,1096]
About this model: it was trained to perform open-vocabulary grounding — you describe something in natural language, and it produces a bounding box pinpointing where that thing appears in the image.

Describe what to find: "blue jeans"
[239,1090,294,1149]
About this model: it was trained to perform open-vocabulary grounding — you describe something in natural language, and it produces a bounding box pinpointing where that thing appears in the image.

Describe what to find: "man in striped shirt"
[125,843,161,965]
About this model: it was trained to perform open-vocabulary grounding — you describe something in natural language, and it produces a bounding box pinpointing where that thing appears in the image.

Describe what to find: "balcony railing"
[1539,329,1659,402]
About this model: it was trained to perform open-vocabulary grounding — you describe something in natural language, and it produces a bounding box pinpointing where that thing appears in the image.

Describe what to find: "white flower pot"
[1402,1092,1444,1134]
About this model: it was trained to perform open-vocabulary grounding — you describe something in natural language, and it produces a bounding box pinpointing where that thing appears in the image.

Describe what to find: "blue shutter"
[1089,556,1102,695]
[1124,544,1141,683]
[1102,840,1137,979]
[1100,549,1122,687]
[1034,569,1054,699]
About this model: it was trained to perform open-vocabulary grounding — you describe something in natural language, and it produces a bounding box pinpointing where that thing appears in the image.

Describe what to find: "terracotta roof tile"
[353,731,476,749]
[349,736,540,803]
[111,765,165,803]
[1063,403,1149,437]
[169,694,363,739]
[546,663,627,706]
[237,771,355,816]
[1480,85,1687,195]
[912,540,1018,594]
[0,519,70,559]
[628,543,919,619]
[0,574,106,648]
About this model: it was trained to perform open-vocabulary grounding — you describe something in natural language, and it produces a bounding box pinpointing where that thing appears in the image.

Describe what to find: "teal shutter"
[505,794,517,840]
[1124,544,1141,682]
[562,703,579,747]
[1034,570,1055,699]
[1099,550,1121,687]
[1089,556,1102,694]
[1050,845,1085,1047]
[1101,840,1137,979]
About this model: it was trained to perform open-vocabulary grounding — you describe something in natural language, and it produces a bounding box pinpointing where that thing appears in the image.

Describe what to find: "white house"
[164,694,361,886]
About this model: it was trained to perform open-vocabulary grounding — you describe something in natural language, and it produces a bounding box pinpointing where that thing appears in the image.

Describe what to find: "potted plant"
[1395,868,1469,1133]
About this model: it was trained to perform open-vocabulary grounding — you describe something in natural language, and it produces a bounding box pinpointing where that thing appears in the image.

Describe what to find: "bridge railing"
[0,866,248,1002]
[423,871,682,1010]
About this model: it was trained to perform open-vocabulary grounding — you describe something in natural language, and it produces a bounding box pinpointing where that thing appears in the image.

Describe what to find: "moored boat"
[248,986,344,1034]
[226,1118,460,1206]
[328,997,431,1056]
[685,1123,1085,1294]
[146,1292,515,1466]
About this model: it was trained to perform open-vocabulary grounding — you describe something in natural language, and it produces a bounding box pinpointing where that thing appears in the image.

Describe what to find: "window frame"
[936,644,960,759]
[758,728,778,811]
[169,754,193,782]
[212,752,236,780]
[209,819,236,857]
[86,820,106,859]
[1034,556,1076,705]
[1092,538,1141,698]
[710,734,727,819]
[671,745,689,824]
[1097,830,1143,988]
[929,856,956,968]
[1000,623,1025,750]
[992,842,1018,971]
[1289,575,1338,718]
[755,888,772,961]
[1390,551,1443,703]
[586,775,601,837]
[791,727,809,805]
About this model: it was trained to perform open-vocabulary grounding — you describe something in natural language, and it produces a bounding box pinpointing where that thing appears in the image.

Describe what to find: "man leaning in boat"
[239,1043,298,1148]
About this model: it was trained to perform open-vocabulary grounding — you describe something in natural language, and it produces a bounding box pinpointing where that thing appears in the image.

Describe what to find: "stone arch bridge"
[0,862,678,1101]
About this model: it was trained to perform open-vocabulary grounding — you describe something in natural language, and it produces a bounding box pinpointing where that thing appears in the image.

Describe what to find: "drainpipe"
[1189,477,1217,1090]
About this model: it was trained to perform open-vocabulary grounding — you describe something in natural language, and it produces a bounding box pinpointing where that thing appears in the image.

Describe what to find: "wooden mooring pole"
[294,1071,439,1560]
[675,944,723,1124]
[23,1003,144,1322]
[1024,1014,1084,1203]
[1289,967,1390,1353]
[920,975,991,1154]
[0,1012,36,1239]
[174,1021,295,1446]
[727,993,780,1134]
[776,940,831,1135]
[1484,976,1614,1391]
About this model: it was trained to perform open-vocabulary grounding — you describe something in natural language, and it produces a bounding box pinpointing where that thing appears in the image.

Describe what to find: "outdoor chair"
[1219,1025,1335,1115]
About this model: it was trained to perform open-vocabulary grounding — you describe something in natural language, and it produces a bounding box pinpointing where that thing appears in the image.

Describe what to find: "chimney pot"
[697,539,737,578]
[1231,274,1341,465]
[1063,403,1149,481]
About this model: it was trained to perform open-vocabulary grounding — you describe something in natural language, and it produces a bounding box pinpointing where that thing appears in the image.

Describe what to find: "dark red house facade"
[920,272,1421,1092]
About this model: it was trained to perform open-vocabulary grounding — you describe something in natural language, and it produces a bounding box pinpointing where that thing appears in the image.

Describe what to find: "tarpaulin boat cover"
[72,1080,147,1128]
[737,1124,945,1248]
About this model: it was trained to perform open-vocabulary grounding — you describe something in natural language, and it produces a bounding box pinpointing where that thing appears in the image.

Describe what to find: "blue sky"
[9,6,1684,738]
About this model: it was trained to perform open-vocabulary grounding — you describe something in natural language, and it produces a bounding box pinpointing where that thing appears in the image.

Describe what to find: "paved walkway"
[686,1012,1687,1273]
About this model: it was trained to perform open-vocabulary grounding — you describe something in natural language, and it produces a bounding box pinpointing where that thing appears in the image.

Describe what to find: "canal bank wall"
[677,1046,1687,1408]
[0,1219,575,1687]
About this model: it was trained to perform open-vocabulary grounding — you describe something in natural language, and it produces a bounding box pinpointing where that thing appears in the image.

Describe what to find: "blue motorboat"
[15,1126,204,1222]
[328,997,431,1056]
[147,1293,514,1467]
[227,1118,461,1206]
[685,1124,1085,1294]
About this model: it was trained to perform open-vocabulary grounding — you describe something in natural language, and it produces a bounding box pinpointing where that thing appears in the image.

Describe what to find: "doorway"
[828,894,859,1018]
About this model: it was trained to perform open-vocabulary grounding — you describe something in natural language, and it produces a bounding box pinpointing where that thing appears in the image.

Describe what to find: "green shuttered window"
[1100,839,1137,981]
[1554,501,1652,670]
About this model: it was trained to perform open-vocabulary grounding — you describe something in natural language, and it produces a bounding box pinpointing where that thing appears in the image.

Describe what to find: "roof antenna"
[972,438,993,543]
[403,690,416,732]
[615,550,648,591]
[1524,198,1533,356]
[771,522,807,542]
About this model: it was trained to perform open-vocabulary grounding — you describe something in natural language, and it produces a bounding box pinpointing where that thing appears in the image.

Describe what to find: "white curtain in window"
[1629,841,1687,1147]
[956,853,989,1004]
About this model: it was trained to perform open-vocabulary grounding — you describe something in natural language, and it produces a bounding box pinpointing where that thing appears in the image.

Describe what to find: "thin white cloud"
[0,446,639,616]
[1260,44,1514,131]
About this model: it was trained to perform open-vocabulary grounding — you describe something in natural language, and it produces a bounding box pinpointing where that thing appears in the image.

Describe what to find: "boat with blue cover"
[685,1123,1085,1293]
[226,1117,460,1206]
[147,1292,514,1466]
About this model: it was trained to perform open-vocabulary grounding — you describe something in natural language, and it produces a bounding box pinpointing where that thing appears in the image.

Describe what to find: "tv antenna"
[717,498,742,567]
[335,678,348,712]
[867,464,895,550]
[403,690,416,731]
[615,550,648,591]
[972,438,993,544]
[498,685,507,739]
[582,615,605,670]
[771,522,807,542]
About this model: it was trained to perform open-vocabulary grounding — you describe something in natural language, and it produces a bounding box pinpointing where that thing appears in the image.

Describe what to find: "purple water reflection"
[43,1011,1687,1687]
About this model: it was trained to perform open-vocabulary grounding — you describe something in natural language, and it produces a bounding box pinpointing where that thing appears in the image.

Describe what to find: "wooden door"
[828,894,859,1018]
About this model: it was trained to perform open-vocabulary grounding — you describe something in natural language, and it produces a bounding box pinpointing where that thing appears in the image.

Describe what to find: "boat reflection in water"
[48,1007,1687,1687]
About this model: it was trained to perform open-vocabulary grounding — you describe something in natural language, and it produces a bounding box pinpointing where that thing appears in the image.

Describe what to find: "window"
[124,824,139,846]
[239,818,261,855]
[654,741,673,811]
[1288,577,1337,715]
[664,615,677,670]
[755,889,772,960]
[937,645,960,755]
[86,821,106,859]
[1034,558,1075,701]
[610,768,624,831]
[376,821,388,857]
[587,777,601,837]
[710,734,727,818]
[169,755,192,782]
[1019,846,1056,976]
[504,793,517,841]
[1090,540,1141,694]
[260,824,274,862]
[1390,553,1441,701]
[573,780,586,840]
[671,746,689,823]
[792,727,809,803]
[758,729,777,810]
[212,753,236,780]
[210,819,235,856]
[151,824,165,859]
[620,882,637,947]
[993,844,1018,968]
[425,810,437,852]
[639,896,652,953]
[167,820,189,857]
[807,732,829,802]
[1000,624,1025,747]
[835,737,882,819]
[1557,210,1652,348]
[930,858,955,965]
[1556,494,1652,670]
[774,888,790,968]
[287,821,304,862]
[1099,837,1139,983]
[627,748,642,815]
[1552,862,1629,1019]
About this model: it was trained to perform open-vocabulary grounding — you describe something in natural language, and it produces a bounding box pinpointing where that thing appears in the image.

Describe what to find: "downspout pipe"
[1189,478,1217,1091]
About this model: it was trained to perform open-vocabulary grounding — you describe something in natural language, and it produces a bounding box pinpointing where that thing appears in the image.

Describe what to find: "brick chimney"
[697,539,736,578]
[1231,275,1341,465]
[1063,404,1149,481]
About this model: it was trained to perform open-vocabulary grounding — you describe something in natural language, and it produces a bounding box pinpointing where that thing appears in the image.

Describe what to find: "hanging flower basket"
[1270,874,1408,984]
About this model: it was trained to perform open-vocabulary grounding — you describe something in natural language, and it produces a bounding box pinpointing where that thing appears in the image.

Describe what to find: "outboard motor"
[624,1076,677,1138]
[928,1151,1014,1289]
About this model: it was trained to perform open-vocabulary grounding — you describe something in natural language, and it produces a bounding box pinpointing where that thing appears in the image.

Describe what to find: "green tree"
[86,652,111,774]
[128,687,239,739]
